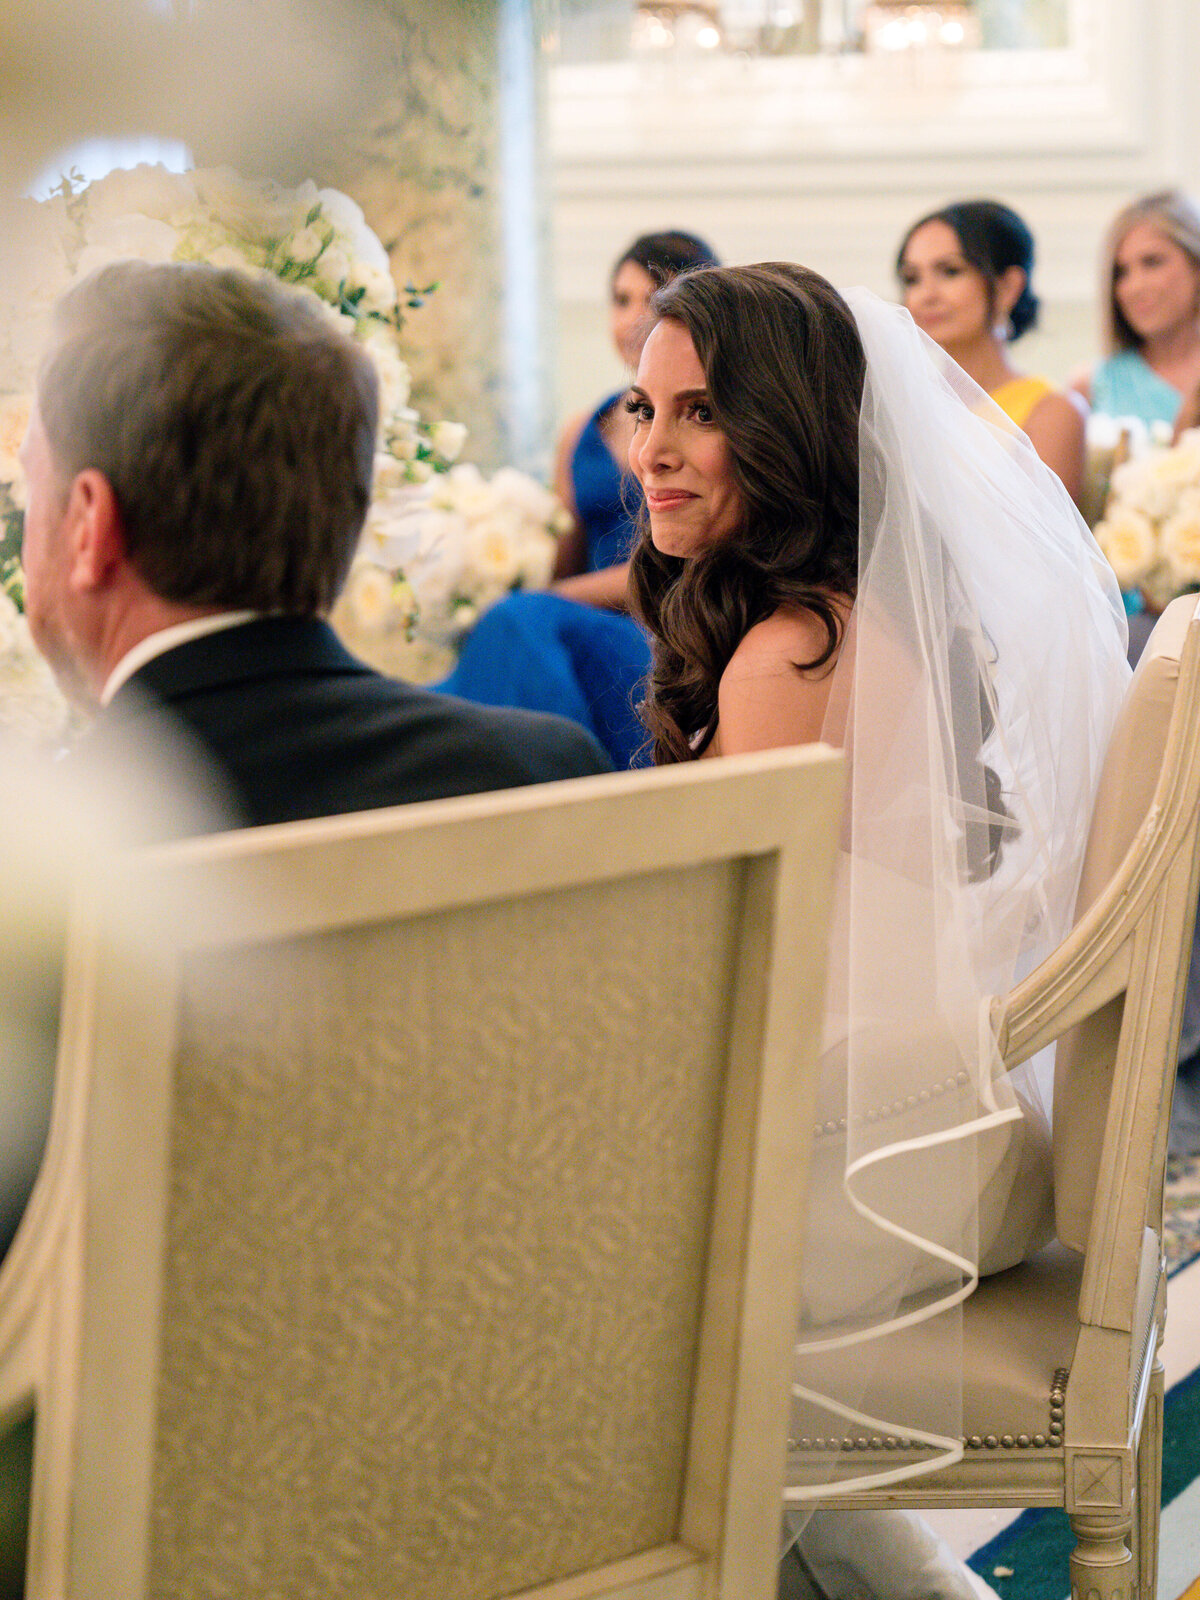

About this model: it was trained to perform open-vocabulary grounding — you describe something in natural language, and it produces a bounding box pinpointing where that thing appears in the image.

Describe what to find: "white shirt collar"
[100,611,260,706]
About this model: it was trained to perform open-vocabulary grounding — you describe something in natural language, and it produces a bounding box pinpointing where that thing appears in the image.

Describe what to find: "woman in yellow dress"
[897,199,1087,504]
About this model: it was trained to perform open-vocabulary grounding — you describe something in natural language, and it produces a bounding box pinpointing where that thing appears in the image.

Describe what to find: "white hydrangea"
[1094,506,1157,588]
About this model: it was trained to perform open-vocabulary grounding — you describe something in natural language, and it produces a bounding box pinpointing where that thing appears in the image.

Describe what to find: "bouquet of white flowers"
[334,464,571,683]
[1094,428,1200,610]
[0,163,565,703]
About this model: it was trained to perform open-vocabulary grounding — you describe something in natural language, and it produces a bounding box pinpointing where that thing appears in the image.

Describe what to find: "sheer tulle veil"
[787,290,1130,1502]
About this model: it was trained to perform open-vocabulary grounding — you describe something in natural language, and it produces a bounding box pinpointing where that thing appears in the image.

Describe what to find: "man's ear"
[62,470,126,592]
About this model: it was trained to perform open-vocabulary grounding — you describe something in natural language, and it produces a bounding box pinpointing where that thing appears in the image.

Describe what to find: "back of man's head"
[37,261,379,614]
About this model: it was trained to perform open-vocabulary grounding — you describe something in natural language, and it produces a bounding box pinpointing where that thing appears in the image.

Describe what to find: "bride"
[624,263,1130,1597]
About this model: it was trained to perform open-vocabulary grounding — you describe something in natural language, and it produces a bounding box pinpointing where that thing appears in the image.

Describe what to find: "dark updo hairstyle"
[897,199,1039,341]
[612,229,720,290]
[628,262,865,765]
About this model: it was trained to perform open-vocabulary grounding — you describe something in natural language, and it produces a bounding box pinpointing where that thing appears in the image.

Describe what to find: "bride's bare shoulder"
[715,601,849,755]
[723,602,846,682]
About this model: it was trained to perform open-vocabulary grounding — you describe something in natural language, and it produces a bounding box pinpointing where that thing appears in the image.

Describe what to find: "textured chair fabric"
[0,748,844,1600]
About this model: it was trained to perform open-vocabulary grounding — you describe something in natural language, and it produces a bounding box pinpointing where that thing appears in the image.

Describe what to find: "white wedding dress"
[781,291,1129,1592]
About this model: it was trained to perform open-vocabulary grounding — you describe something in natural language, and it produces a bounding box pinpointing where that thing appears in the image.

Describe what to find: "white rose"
[315,244,352,291]
[461,515,523,595]
[373,452,413,495]
[429,421,468,463]
[1162,502,1200,584]
[408,543,466,626]
[361,333,413,418]
[387,432,419,462]
[366,483,439,568]
[288,226,326,265]
[316,188,390,273]
[191,168,295,243]
[488,466,558,525]
[341,562,397,635]
[1126,439,1200,522]
[73,214,183,278]
[348,262,398,316]
[416,507,471,556]
[287,181,321,229]
[1095,506,1158,587]
[83,164,198,228]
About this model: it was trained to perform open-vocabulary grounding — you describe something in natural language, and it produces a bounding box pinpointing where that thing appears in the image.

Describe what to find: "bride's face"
[627,318,743,558]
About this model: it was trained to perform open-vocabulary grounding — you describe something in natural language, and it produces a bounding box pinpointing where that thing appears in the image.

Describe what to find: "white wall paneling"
[548,0,1200,421]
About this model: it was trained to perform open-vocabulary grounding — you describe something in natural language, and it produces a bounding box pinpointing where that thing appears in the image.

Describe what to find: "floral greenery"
[0,165,565,689]
[0,495,20,598]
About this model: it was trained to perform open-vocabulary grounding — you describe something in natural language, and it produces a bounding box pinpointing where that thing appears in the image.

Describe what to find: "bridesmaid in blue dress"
[437,230,719,770]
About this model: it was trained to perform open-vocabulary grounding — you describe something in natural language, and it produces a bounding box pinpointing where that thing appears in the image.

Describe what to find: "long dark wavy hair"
[628,263,865,765]
[626,261,1013,880]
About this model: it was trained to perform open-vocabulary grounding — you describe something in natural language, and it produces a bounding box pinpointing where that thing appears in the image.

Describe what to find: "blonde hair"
[1103,189,1200,352]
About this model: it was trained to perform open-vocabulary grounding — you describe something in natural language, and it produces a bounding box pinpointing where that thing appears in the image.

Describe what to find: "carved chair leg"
[1068,1513,1133,1600]
[1137,1357,1164,1600]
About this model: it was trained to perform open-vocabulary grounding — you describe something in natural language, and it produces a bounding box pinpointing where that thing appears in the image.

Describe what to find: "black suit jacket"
[97,616,612,833]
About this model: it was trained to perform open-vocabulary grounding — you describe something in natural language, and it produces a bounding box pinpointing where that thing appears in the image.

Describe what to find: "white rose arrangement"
[0,163,566,713]
[1094,429,1200,610]
[333,464,572,684]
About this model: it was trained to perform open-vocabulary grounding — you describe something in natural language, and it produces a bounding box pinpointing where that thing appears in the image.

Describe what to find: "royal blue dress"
[435,394,652,770]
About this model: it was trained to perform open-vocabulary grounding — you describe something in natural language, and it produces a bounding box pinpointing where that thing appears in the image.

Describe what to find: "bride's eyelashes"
[623,393,716,425]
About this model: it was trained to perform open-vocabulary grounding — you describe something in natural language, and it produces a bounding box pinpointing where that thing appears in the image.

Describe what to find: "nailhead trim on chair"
[788,1367,1069,1453]
[813,1071,972,1137]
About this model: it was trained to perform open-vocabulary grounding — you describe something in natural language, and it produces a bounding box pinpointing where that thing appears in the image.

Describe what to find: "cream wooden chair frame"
[785,594,1200,1599]
[0,747,843,1600]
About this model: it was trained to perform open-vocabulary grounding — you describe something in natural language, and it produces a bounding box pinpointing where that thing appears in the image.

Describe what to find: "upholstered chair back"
[15,749,843,1600]
[1054,594,1196,1250]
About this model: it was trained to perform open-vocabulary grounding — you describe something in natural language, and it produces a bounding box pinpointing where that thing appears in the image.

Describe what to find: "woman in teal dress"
[1074,189,1200,433]
[1074,192,1200,1147]
[437,231,718,769]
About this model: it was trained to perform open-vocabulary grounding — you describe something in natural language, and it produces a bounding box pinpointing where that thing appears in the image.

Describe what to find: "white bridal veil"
[787,290,1131,1501]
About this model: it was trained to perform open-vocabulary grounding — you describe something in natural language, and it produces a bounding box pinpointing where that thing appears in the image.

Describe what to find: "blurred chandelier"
[631,0,726,52]
[860,0,980,51]
[629,0,981,54]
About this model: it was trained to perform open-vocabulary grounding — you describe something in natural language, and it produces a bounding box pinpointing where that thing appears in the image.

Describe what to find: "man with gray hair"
[20,260,610,830]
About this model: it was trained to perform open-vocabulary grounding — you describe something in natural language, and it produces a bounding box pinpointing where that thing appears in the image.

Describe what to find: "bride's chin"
[650,522,706,560]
